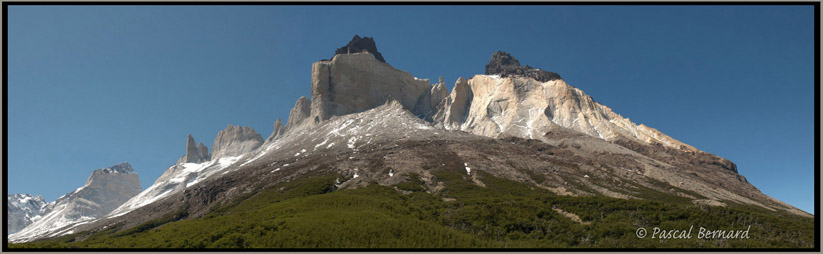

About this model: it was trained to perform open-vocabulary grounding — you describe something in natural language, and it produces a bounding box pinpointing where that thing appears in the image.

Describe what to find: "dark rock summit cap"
[101,162,136,174]
[485,51,562,82]
[334,35,386,63]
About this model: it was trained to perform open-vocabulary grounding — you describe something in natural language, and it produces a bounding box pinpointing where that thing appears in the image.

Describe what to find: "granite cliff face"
[6,194,48,235]
[308,53,430,125]
[9,162,141,242]
[304,36,431,126]
[432,77,473,129]
[435,74,699,152]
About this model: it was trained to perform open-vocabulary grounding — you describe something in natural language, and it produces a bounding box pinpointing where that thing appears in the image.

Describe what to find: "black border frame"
[1,1,819,252]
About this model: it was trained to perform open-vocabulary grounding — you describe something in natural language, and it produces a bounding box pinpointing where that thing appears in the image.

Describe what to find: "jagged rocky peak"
[286,96,312,129]
[211,124,264,159]
[334,35,386,63]
[308,36,430,125]
[266,118,285,142]
[178,134,210,164]
[485,51,562,82]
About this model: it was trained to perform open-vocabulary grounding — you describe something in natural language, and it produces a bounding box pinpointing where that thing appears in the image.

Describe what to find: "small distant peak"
[100,162,136,174]
[485,51,561,82]
[8,193,44,200]
[333,35,386,63]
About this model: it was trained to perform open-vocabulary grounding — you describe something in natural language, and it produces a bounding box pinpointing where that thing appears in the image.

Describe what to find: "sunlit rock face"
[211,124,263,159]
[308,36,430,126]
[435,52,696,153]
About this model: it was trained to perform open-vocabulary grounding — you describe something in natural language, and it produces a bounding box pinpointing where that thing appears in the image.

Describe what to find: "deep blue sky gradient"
[7,5,815,213]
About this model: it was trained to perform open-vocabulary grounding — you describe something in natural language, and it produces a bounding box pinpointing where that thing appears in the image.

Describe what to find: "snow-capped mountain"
[12,35,808,243]
[9,162,141,242]
[6,194,48,235]
[107,124,263,218]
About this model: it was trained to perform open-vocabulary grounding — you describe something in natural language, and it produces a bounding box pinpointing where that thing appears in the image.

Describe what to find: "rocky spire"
[333,35,386,63]
[485,51,561,82]
[178,134,210,164]
[285,96,312,130]
[266,118,285,142]
[433,77,473,127]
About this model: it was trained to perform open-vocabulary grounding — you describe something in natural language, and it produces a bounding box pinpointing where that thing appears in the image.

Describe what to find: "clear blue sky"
[7,5,815,213]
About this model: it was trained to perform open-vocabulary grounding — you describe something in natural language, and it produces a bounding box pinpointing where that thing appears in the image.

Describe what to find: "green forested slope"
[9,170,814,249]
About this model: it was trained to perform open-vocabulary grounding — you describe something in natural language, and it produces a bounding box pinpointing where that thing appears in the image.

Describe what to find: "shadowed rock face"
[413,77,449,121]
[485,51,561,82]
[334,35,386,63]
[433,77,473,128]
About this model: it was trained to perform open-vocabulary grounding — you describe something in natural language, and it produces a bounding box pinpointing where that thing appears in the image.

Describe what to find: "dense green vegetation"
[9,169,814,249]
